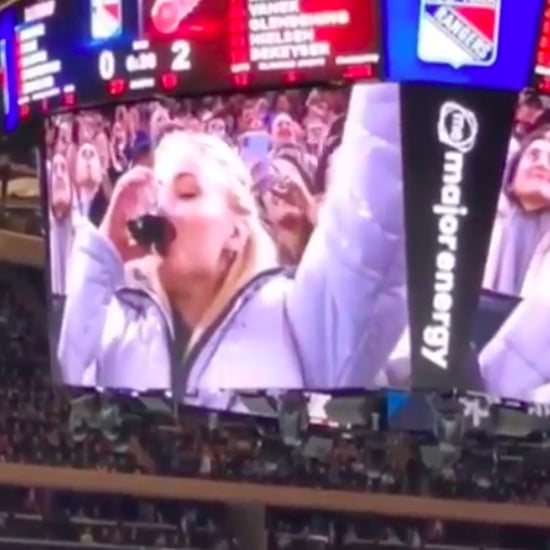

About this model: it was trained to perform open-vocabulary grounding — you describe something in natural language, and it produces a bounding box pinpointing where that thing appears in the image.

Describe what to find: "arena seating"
[0,487,235,549]
[1,262,550,548]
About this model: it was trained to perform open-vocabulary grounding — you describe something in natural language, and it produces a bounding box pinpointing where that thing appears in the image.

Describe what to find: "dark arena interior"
[2,0,550,548]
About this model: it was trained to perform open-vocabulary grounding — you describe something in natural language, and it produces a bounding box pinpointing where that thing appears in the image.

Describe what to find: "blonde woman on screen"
[57,84,408,405]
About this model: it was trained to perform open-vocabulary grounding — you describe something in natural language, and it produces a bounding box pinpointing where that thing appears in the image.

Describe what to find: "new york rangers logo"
[417,0,501,68]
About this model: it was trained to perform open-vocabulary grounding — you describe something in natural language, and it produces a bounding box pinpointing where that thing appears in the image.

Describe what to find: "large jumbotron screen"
[44,83,412,405]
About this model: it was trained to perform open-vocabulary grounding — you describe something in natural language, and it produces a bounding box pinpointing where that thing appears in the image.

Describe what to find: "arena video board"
[4,0,550,408]
[44,82,412,403]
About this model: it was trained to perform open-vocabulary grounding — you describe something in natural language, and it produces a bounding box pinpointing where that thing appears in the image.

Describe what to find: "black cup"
[127,214,175,256]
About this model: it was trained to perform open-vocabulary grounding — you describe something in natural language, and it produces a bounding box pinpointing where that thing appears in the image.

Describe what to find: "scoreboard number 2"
[171,41,191,71]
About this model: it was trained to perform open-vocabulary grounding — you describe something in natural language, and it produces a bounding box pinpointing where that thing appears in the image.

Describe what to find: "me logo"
[437,101,479,153]
[418,0,501,69]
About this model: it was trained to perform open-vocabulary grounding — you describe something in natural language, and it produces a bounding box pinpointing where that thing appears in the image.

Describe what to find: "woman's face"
[79,115,98,142]
[255,97,269,117]
[128,106,140,134]
[57,121,71,151]
[514,103,542,139]
[150,106,170,142]
[272,115,296,144]
[240,107,259,132]
[74,142,103,195]
[115,105,127,125]
[306,119,328,149]
[155,141,240,289]
[45,123,56,147]
[275,94,290,113]
[206,117,226,138]
[186,117,204,133]
[94,132,110,173]
[263,160,308,226]
[262,188,298,226]
[112,122,126,146]
[513,137,550,208]
[49,154,72,219]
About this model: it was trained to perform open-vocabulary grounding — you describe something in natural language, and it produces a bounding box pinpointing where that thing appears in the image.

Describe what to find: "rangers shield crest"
[417,0,501,68]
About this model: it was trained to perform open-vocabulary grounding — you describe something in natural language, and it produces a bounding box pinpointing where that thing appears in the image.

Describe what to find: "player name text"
[248,0,349,69]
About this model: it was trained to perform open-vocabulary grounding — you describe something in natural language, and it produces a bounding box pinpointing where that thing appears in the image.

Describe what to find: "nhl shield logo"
[417,0,501,69]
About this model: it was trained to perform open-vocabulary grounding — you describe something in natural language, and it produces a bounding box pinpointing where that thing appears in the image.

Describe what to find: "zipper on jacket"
[173,267,287,397]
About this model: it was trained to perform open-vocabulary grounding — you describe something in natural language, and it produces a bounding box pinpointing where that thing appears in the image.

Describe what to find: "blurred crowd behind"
[45,87,348,297]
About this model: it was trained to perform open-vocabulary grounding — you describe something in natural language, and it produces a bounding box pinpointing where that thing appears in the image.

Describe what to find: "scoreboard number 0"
[98,50,116,81]
[171,41,191,71]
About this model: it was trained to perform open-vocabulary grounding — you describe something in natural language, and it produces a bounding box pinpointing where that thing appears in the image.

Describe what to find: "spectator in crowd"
[483,124,550,297]
[46,154,74,296]
[508,90,544,159]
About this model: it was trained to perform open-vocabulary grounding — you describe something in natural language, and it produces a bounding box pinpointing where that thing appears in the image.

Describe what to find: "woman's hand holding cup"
[99,166,157,262]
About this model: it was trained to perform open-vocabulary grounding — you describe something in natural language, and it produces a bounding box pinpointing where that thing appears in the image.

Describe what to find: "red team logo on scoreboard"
[417,0,501,69]
[140,0,205,40]
[149,0,203,35]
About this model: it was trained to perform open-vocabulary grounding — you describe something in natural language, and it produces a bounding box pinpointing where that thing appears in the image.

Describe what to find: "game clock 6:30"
[97,41,192,81]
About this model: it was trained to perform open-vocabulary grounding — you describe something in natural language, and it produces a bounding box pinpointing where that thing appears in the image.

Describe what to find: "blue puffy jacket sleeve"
[286,83,408,388]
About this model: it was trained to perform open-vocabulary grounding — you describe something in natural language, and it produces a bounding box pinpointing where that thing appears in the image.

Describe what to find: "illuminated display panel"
[0,0,381,126]
[385,0,544,90]
[43,82,411,400]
